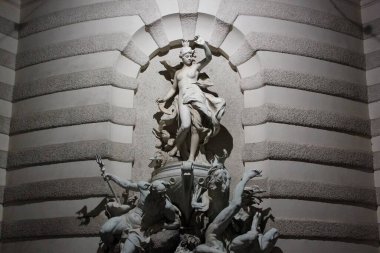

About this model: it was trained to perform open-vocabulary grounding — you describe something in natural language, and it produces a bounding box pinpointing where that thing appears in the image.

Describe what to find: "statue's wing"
[160,60,182,81]
[197,72,214,88]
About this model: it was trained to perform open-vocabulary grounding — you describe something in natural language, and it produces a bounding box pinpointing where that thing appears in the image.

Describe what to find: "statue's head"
[175,234,200,253]
[179,40,195,66]
[149,180,170,199]
[206,167,230,193]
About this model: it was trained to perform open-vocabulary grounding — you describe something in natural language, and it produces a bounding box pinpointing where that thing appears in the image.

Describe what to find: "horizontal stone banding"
[1,216,105,241]
[13,68,138,102]
[0,116,10,135]
[216,0,362,38]
[246,160,374,189]
[19,0,161,38]
[16,34,128,69]
[279,238,379,252]
[240,69,366,102]
[4,198,111,221]
[0,48,15,69]
[3,177,121,205]
[0,185,4,204]
[231,33,364,69]
[16,34,149,69]
[7,140,134,169]
[242,104,370,137]
[0,237,101,253]
[366,50,380,70]
[261,199,376,224]
[244,86,368,119]
[267,218,378,242]
[371,118,380,137]
[1,216,376,242]
[13,86,134,115]
[251,178,376,207]
[376,188,380,205]
[243,141,372,170]
[0,16,17,39]
[10,104,136,135]
[9,123,133,152]
[6,160,131,186]
[0,150,7,168]
[244,123,371,152]
[0,82,12,102]
[368,84,380,103]
[373,152,380,170]
[19,0,362,40]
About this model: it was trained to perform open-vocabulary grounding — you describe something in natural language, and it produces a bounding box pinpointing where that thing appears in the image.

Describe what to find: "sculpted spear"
[95,154,121,204]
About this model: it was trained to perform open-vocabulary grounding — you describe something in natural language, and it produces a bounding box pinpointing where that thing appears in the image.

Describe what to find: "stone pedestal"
[151,161,208,225]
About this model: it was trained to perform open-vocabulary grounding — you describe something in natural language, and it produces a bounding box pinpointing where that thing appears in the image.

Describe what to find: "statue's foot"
[188,156,195,162]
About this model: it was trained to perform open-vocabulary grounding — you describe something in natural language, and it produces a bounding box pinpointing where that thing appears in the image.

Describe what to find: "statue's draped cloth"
[181,81,226,145]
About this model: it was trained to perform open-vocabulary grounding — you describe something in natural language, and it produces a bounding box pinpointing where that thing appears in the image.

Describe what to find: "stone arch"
[119,5,250,80]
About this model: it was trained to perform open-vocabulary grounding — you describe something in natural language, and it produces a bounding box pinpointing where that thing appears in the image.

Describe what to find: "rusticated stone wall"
[0,0,18,250]
[0,0,379,252]
[364,0,380,249]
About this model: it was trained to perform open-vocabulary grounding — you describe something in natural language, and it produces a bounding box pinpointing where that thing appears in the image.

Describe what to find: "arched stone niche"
[133,47,243,185]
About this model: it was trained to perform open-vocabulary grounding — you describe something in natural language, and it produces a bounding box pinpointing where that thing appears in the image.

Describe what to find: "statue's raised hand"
[194,36,205,46]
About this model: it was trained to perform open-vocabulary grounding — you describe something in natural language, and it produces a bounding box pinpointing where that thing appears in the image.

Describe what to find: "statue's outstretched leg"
[259,228,280,253]
[121,233,142,253]
[194,244,226,253]
[100,216,128,249]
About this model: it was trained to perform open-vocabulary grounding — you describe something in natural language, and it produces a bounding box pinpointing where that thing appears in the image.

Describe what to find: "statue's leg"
[169,104,191,156]
[229,230,258,253]
[121,233,141,253]
[189,126,199,161]
[121,241,137,253]
[100,216,126,247]
[194,244,226,253]
[260,228,279,252]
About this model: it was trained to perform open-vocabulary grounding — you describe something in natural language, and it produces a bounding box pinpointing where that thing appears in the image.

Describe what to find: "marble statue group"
[92,37,279,253]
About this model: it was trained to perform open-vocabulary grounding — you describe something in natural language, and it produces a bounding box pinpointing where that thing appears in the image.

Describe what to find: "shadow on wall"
[330,0,380,41]
[205,125,233,162]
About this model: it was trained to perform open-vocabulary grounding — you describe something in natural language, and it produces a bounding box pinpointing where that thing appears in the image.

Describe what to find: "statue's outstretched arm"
[232,170,261,205]
[104,173,139,191]
[206,170,262,236]
[194,36,211,71]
